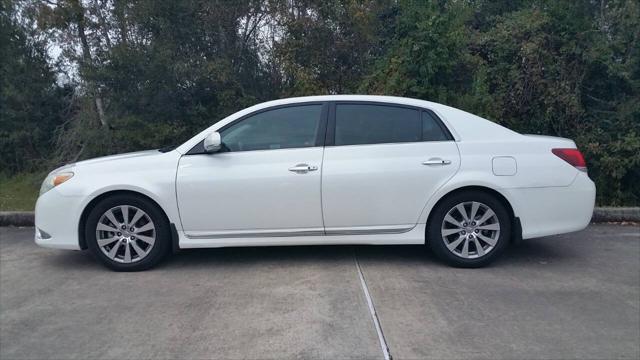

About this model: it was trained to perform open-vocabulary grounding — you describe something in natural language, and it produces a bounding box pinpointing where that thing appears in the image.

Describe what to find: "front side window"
[334,104,421,146]
[220,105,323,152]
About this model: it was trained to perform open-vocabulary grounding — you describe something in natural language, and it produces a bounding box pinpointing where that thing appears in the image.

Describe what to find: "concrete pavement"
[1,225,638,359]
[358,225,640,359]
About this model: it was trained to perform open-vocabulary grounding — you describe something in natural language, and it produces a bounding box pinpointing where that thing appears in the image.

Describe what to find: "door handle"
[422,158,452,166]
[288,164,318,173]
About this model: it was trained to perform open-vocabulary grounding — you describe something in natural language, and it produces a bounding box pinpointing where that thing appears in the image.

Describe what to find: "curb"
[591,207,640,223]
[0,212,35,227]
[1,208,638,227]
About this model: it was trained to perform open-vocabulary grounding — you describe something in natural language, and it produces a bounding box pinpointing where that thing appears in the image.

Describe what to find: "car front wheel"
[85,194,171,271]
[428,191,511,267]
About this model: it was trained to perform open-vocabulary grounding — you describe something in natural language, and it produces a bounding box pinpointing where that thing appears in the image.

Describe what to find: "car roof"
[176,95,520,154]
[250,95,519,140]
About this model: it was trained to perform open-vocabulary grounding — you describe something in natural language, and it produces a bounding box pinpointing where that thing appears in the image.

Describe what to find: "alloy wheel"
[440,201,501,259]
[95,205,156,263]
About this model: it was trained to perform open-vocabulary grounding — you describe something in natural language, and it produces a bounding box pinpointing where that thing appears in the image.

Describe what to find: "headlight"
[40,171,74,195]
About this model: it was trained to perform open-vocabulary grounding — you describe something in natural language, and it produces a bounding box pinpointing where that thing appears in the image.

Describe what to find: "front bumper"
[35,189,85,250]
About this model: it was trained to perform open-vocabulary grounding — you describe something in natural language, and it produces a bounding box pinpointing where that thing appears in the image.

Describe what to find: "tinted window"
[220,105,322,152]
[422,111,450,141]
[335,104,420,146]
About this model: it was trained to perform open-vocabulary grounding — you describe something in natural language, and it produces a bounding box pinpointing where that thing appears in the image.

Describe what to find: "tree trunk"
[114,0,128,45]
[94,95,107,127]
[95,0,112,48]
[72,0,108,128]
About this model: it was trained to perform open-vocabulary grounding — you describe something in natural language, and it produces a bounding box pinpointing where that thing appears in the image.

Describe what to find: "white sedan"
[35,95,595,271]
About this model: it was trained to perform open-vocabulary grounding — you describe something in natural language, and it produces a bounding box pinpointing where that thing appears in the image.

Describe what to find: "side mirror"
[203,132,222,153]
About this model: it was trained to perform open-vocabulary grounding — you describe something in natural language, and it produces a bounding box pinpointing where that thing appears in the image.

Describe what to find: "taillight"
[552,148,587,172]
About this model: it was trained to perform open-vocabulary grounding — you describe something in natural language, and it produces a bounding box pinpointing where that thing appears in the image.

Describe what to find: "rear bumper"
[34,189,84,250]
[505,173,596,239]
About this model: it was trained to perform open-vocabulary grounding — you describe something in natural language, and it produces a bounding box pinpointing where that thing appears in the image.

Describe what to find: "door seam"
[319,144,327,234]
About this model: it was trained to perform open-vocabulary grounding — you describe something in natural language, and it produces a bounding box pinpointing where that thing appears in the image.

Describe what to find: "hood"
[73,150,163,167]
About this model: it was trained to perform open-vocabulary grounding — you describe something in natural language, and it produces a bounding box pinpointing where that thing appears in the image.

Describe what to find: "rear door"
[321,102,460,234]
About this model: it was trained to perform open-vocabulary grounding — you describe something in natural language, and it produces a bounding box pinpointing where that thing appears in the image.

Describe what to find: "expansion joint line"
[354,250,392,360]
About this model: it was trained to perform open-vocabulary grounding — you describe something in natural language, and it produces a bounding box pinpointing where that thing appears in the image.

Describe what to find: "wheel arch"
[78,190,172,250]
[424,185,522,244]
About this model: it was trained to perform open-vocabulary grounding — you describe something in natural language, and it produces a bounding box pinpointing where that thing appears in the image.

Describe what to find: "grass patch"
[0,173,44,211]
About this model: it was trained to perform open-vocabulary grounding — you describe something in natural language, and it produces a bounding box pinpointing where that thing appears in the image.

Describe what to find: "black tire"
[427,190,511,268]
[85,194,171,271]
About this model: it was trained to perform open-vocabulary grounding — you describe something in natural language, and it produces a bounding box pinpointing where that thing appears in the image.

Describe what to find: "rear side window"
[335,104,420,146]
[422,111,450,141]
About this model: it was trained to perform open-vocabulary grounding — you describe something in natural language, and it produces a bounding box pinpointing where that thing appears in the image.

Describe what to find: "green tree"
[2,0,638,206]
[469,1,639,205]
[360,1,474,105]
[272,0,390,95]
[0,0,69,173]
[29,0,276,161]
[360,0,639,205]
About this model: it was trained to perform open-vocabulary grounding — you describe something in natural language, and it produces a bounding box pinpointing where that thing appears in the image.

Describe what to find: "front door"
[176,103,327,238]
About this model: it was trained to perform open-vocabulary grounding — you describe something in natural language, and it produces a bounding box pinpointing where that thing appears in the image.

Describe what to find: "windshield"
[158,144,178,153]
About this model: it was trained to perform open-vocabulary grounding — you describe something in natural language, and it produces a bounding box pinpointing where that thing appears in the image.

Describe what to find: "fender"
[80,184,182,226]
[417,172,521,224]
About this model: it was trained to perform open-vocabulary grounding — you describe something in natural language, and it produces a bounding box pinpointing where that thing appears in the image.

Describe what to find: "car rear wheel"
[428,190,511,267]
[85,194,170,271]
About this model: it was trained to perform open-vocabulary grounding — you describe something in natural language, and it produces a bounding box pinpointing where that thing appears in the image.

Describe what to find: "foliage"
[361,1,473,104]
[0,172,43,211]
[362,0,640,205]
[0,0,70,173]
[0,0,638,205]
[272,0,389,95]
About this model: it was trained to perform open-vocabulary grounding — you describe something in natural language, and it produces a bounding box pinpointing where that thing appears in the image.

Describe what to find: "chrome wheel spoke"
[97,236,119,247]
[477,209,496,226]
[473,238,485,256]
[444,214,461,227]
[136,234,155,246]
[461,238,469,257]
[134,222,154,234]
[131,241,146,258]
[105,209,120,227]
[446,235,464,250]
[107,239,122,259]
[97,223,118,232]
[121,206,129,226]
[442,228,462,237]
[477,233,497,246]
[470,202,480,221]
[123,242,132,263]
[456,204,469,222]
[477,223,500,231]
[130,209,144,227]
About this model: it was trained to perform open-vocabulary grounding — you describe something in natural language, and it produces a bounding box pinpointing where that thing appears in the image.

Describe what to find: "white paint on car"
[34,95,596,266]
